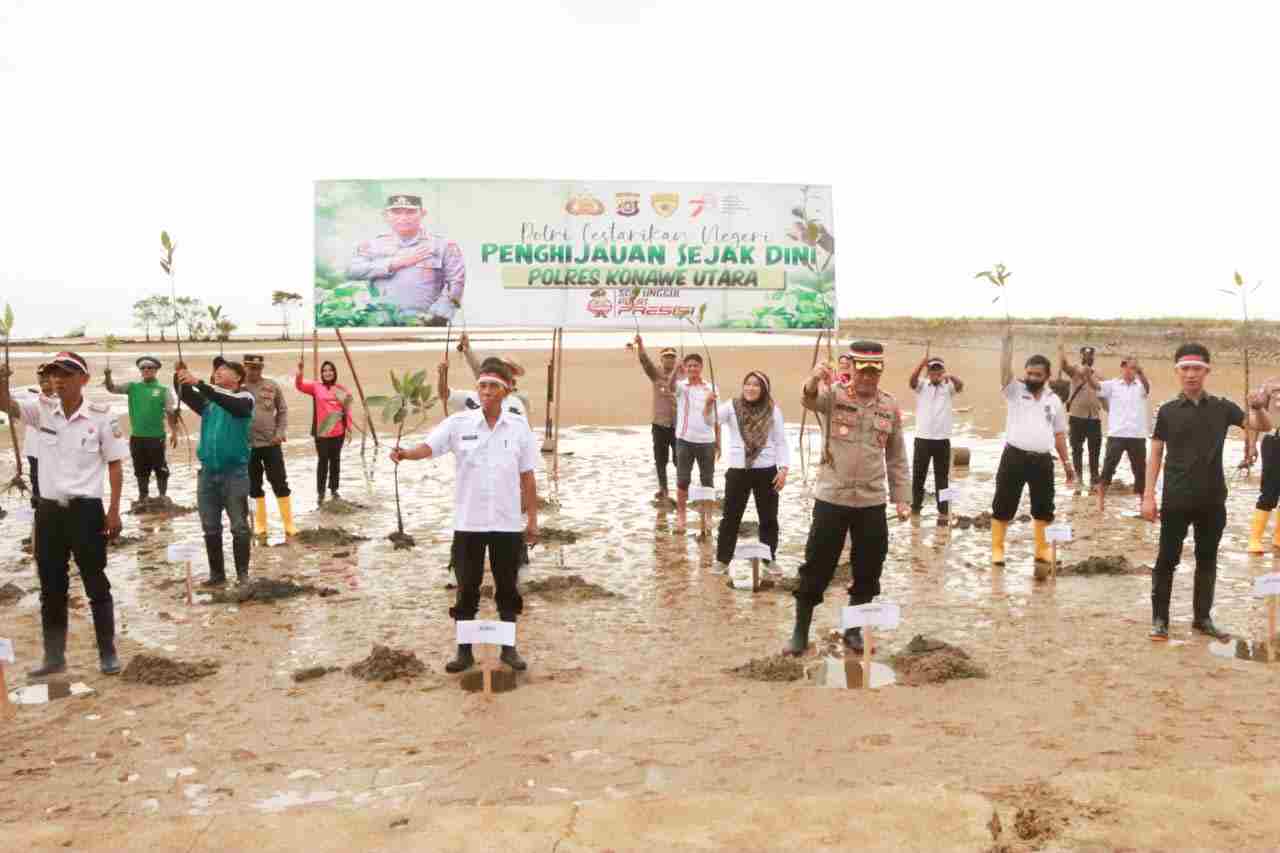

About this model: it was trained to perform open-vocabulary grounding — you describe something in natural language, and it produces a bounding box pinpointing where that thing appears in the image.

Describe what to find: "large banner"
[314,179,834,330]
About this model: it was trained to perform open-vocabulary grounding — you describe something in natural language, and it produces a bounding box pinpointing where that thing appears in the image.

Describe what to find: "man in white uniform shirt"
[1093,356,1151,514]
[908,354,964,523]
[991,331,1075,575]
[392,362,539,675]
[1,352,127,676]
[666,352,718,531]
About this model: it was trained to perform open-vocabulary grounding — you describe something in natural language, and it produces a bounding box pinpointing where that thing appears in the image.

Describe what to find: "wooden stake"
[185,559,193,606]
[543,329,557,446]
[312,327,319,383]
[750,557,760,593]
[862,627,873,690]
[552,327,565,480]
[1051,542,1058,579]
[0,663,12,717]
[333,327,380,447]
[798,330,824,480]
[1268,596,1277,664]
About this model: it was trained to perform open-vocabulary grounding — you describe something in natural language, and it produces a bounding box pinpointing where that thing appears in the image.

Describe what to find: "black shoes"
[500,646,528,671]
[783,602,814,657]
[1192,619,1230,641]
[1150,619,1169,641]
[445,644,474,673]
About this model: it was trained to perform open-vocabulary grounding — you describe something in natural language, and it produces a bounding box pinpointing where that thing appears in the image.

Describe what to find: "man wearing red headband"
[908,352,964,523]
[1145,343,1270,640]
[1,352,127,676]
[392,362,539,674]
[785,341,910,656]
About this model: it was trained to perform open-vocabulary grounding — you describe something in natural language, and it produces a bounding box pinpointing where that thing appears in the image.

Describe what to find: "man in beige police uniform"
[1,352,127,676]
[633,335,683,501]
[785,341,910,656]
[1059,337,1104,494]
[241,354,297,536]
[392,362,540,674]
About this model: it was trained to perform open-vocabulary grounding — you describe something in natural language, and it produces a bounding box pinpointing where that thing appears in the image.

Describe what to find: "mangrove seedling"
[0,303,28,496]
[366,370,437,546]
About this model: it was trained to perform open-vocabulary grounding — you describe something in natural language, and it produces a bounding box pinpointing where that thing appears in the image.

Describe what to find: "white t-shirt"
[1002,380,1067,454]
[716,402,791,470]
[675,378,718,444]
[424,408,538,533]
[1097,378,1149,438]
[913,379,957,440]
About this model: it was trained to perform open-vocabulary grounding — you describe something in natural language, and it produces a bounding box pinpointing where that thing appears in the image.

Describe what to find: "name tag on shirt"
[462,434,478,442]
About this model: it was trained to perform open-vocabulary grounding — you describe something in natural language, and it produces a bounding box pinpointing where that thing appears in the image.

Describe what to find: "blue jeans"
[198,467,251,545]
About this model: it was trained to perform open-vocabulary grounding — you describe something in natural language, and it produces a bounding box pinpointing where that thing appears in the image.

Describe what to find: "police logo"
[616,192,640,217]
[651,192,679,218]
[565,193,605,216]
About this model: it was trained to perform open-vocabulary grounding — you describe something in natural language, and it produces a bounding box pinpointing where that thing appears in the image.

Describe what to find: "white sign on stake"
[938,487,959,503]
[1045,524,1073,543]
[688,485,716,503]
[734,541,772,561]
[1253,573,1280,597]
[841,603,902,630]
[0,638,13,664]
[456,620,516,647]
[166,543,202,562]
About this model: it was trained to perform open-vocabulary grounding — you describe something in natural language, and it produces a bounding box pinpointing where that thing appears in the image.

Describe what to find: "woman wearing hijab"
[706,370,790,573]
[296,360,353,504]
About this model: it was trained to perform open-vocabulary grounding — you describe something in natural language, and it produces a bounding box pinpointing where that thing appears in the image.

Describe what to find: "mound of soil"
[0,582,24,605]
[108,535,146,548]
[954,512,993,531]
[1058,555,1145,576]
[539,527,580,544]
[387,531,416,550]
[348,645,427,682]
[295,527,369,547]
[524,574,618,601]
[292,665,341,683]
[890,635,987,686]
[208,578,338,605]
[317,498,367,515]
[727,654,806,682]
[127,496,196,516]
[122,655,220,686]
[536,496,561,512]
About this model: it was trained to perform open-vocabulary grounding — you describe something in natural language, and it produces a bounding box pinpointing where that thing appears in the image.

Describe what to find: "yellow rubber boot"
[1249,509,1271,554]
[277,495,299,537]
[1033,519,1053,564]
[1271,512,1280,552]
[254,497,268,537]
[991,519,1008,566]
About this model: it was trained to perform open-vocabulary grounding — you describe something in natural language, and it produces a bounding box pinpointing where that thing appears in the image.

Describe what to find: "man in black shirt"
[1143,343,1270,640]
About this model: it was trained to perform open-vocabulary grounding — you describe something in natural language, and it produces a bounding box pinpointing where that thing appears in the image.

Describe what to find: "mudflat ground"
[3,331,1279,851]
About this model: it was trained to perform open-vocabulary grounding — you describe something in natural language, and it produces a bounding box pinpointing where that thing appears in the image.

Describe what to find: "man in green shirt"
[104,355,179,500]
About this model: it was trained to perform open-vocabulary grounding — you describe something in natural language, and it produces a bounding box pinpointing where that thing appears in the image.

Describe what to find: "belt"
[37,497,98,510]
[1008,444,1052,458]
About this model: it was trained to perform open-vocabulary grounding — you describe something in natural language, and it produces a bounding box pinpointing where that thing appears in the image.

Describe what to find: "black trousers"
[450,531,524,622]
[794,500,889,607]
[129,435,169,496]
[675,439,715,490]
[28,455,39,507]
[911,437,951,514]
[1068,416,1102,485]
[991,445,1056,522]
[1151,503,1226,623]
[1100,437,1146,497]
[315,436,343,495]
[716,466,780,564]
[1256,434,1280,511]
[35,498,112,633]
[652,424,676,492]
[249,445,291,498]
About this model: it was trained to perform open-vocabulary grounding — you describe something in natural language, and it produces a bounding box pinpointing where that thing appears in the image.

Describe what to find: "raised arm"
[458,334,484,379]
[102,369,128,395]
[908,355,927,391]
[1000,329,1014,389]
[802,365,831,413]
[436,360,451,410]
[198,383,253,418]
[948,374,965,393]
[295,362,316,396]
[174,368,208,415]
[635,336,660,382]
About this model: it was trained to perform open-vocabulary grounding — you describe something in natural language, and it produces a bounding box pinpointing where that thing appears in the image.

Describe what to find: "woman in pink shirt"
[296,360,353,504]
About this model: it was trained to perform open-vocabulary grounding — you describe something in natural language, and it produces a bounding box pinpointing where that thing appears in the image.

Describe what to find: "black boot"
[91,599,121,675]
[202,535,227,586]
[28,600,68,677]
[156,470,169,498]
[445,644,474,673]
[232,536,251,584]
[500,646,528,671]
[137,478,149,501]
[1192,618,1231,641]
[1151,567,1173,639]
[1192,562,1219,631]
[783,601,814,656]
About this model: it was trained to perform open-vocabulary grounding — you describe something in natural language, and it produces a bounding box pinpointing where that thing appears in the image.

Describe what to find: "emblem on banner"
[650,192,679,217]
[586,288,614,318]
[565,193,605,216]
[616,192,640,217]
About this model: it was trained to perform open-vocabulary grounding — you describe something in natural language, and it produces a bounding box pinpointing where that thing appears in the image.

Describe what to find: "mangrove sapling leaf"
[0,303,28,494]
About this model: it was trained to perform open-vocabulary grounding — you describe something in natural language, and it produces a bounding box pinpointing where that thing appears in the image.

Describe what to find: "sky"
[2,0,1278,337]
